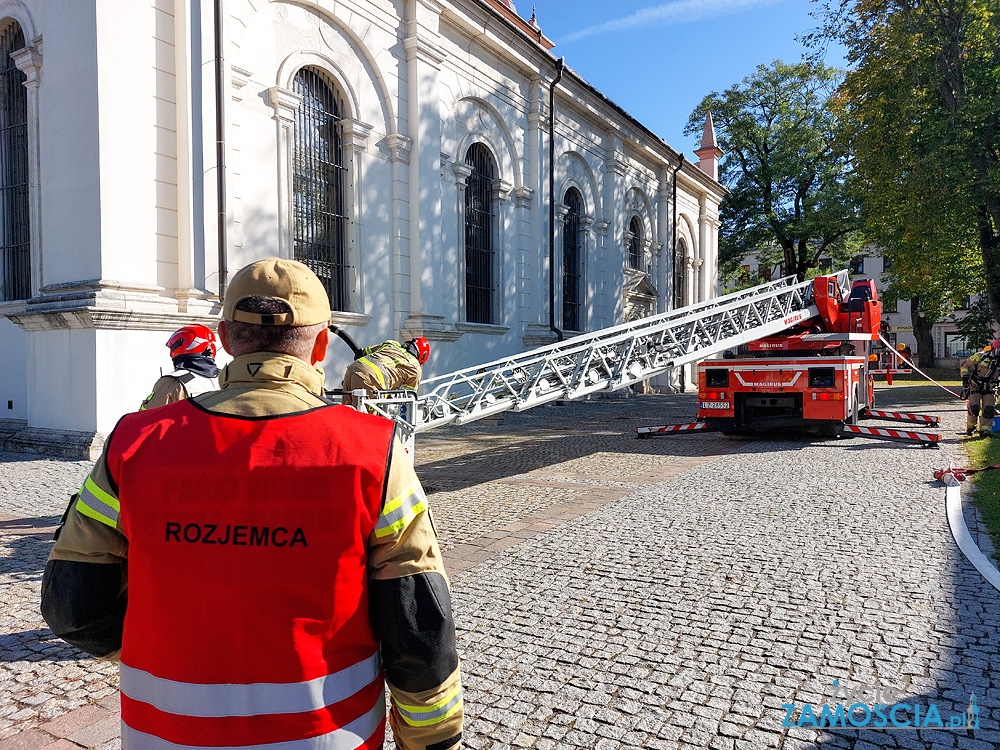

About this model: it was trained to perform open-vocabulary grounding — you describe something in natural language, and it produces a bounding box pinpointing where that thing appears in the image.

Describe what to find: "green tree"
[954,295,998,351]
[685,60,862,283]
[815,0,1000,336]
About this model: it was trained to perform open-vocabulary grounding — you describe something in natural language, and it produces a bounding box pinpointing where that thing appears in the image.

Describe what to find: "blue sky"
[528,0,847,156]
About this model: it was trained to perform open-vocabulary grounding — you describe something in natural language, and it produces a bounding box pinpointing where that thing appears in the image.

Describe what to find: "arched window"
[626,216,642,271]
[673,239,687,308]
[292,67,349,311]
[562,188,583,331]
[464,143,496,324]
[0,22,29,302]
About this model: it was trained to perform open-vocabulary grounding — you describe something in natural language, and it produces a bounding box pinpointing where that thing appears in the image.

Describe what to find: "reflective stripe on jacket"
[109,399,395,748]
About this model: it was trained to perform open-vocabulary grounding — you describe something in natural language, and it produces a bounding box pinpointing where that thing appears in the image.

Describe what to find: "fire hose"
[877,333,964,399]
[934,464,1000,483]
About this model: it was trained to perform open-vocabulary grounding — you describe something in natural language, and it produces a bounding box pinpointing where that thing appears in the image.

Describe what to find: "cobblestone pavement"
[1,384,997,749]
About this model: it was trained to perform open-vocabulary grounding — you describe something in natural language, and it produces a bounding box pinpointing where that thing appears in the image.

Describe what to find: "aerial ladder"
[356,271,853,455]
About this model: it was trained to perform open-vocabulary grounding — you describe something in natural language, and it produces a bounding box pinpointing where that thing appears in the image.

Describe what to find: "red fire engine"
[638,275,941,446]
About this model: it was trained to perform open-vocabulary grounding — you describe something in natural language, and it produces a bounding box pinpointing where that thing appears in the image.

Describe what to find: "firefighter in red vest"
[41,258,463,750]
[140,324,221,409]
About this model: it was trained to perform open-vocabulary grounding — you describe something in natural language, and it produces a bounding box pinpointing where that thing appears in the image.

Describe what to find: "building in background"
[0,0,723,457]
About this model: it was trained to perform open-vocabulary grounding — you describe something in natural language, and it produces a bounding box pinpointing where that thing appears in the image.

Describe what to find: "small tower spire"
[694,111,724,181]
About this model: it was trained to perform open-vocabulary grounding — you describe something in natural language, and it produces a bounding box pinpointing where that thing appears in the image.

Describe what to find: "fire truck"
[698,275,878,436]
[638,274,941,446]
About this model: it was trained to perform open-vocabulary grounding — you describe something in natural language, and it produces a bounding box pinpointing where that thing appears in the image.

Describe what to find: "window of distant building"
[464,143,498,324]
[882,298,897,313]
[673,239,687,307]
[850,256,865,275]
[562,188,583,331]
[291,67,349,311]
[0,22,30,302]
[626,216,642,271]
[882,255,892,272]
[945,333,971,358]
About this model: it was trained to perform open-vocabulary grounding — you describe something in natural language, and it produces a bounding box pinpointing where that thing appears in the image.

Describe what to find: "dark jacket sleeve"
[368,438,463,750]
[40,438,129,660]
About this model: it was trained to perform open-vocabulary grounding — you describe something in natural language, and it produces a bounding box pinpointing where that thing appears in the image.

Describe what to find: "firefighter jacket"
[961,351,1000,395]
[343,340,422,398]
[140,355,221,410]
[41,352,463,750]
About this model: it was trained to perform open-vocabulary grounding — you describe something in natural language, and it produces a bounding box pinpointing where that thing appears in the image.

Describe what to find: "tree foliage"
[814,0,1000,328]
[954,295,998,350]
[685,60,862,282]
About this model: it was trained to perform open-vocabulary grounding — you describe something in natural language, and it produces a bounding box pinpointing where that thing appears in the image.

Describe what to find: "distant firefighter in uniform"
[140,324,220,409]
[342,337,430,405]
[960,339,1000,436]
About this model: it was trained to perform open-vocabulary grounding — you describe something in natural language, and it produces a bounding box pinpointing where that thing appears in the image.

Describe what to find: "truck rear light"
[812,392,844,401]
[700,391,726,400]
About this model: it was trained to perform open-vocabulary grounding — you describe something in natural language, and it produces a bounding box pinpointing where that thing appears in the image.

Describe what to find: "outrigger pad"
[842,424,941,447]
[859,408,940,426]
[635,422,710,438]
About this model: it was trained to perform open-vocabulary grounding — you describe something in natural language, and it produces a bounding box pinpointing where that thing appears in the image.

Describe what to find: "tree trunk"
[910,294,936,368]
[978,206,1000,327]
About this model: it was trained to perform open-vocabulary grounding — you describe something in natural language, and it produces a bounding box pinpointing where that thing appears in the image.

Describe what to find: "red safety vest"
[109,399,395,749]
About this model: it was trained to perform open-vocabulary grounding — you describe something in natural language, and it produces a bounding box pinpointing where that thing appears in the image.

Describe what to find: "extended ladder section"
[400,271,846,436]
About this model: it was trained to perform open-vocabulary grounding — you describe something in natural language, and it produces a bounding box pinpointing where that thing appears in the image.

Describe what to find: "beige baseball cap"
[222,257,331,326]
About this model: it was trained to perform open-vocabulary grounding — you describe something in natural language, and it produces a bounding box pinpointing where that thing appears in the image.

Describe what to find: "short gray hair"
[224,296,325,360]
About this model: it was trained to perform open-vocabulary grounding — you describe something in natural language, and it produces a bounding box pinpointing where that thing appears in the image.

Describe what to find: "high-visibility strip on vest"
[395,684,463,727]
[356,357,390,389]
[374,479,426,538]
[120,650,380,717]
[121,693,386,750]
[75,476,119,528]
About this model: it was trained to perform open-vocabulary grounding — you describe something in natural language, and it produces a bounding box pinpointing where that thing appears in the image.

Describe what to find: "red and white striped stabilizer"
[842,424,941,445]
[636,422,708,438]
[860,408,940,426]
[869,369,912,375]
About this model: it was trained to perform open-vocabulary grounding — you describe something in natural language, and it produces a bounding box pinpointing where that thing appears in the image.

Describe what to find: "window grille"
[562,188,583,331]
[464,143,496,324]
[292,68,349,311]
[673,239,686,308]
[0,23,29,302]
[626,216,642,270]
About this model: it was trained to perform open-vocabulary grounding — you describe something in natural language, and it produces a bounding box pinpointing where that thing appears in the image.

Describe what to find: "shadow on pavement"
[0,628,88,663]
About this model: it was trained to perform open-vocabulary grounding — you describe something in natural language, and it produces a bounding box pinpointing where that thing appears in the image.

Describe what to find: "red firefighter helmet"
[167,325,217,359]
[404,337,430,365]
[990,338,1000,356]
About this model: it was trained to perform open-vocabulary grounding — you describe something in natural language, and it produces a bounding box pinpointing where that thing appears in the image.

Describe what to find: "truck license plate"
[700,401,730,409]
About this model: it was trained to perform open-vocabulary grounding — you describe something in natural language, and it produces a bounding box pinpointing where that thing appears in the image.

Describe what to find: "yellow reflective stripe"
[358,357,387,388]
[374,480,426,538]
[395,685,463,727]
[75,476,120,528]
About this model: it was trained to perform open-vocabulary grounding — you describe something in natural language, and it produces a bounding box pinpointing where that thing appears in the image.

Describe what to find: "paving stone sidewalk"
[1,385,997,749]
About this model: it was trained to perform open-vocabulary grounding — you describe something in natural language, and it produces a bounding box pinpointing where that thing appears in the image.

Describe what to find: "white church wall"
[0,318,27,421]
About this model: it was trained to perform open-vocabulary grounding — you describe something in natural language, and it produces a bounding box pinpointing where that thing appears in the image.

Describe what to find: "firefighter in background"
[140,324,220,409]
[342,337,430,406]
[960,339,1000,436]
[41,259,463,750]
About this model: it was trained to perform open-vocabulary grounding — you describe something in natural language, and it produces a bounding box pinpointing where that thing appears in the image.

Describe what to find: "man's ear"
[218,321,234,356]
[310,326,330,366]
